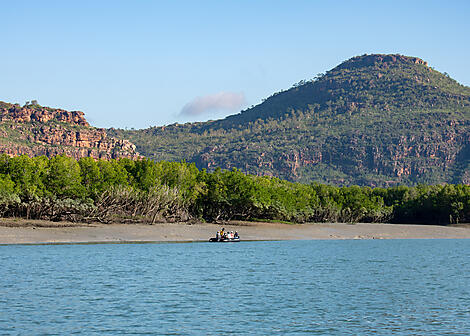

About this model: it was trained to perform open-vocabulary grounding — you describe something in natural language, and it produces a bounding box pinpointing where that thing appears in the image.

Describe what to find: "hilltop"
[109,54,470,186]
[0,101,139,160]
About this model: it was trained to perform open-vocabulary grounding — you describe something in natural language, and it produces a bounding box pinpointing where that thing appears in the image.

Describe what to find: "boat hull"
[209,237,240,242]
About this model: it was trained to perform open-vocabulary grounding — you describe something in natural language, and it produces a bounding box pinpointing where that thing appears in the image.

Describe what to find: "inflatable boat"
[209,236,240,242]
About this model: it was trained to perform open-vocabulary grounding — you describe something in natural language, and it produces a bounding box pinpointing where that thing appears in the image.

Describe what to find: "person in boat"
[234,231,239,239]
[220,228,225,238]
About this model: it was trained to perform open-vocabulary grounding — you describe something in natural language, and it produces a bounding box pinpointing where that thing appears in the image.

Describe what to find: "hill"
[0,101,139,160]
[109,54,470,186]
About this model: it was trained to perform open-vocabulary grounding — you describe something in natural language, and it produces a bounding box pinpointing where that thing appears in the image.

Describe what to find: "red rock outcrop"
[0,102,140,160]
[0,103,89,126]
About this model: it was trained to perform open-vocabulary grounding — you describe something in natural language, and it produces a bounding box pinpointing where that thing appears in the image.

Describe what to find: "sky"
[1,0,469,129]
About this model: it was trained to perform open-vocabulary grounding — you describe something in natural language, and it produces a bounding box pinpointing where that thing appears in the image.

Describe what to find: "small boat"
[209,230,240,242]
[209,236,240,242]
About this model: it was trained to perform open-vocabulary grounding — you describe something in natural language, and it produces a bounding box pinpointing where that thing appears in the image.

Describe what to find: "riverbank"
[1,218,470,244]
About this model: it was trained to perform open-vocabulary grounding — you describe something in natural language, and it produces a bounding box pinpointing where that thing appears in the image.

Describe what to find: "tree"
[45,155,84,198]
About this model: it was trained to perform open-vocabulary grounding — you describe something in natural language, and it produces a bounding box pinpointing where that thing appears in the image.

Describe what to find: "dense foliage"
[109,54,470,186]
[1,154,469,225]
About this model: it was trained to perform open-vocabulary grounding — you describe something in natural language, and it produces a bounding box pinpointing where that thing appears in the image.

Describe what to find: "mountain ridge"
[109,53,470,186]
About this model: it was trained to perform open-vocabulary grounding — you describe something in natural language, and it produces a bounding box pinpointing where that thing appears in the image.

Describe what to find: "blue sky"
[1,0,469,129]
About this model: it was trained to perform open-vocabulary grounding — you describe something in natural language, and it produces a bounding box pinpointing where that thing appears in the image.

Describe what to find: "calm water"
[1,239,469,335]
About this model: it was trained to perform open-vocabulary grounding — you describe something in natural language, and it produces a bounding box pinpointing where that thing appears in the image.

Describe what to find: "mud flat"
[0,218,470,244]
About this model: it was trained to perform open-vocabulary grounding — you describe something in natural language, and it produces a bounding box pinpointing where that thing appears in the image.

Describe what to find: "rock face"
[0,104,89,126]
[0,102,139,160]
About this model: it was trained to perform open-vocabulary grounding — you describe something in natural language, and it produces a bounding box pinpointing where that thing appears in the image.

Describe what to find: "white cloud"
[180,91,245,116]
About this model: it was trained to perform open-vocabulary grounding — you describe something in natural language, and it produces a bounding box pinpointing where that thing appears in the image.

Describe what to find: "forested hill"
[109,54,470,186]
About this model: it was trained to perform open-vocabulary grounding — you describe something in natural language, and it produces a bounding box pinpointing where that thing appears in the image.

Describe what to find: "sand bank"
[1,218,470,245]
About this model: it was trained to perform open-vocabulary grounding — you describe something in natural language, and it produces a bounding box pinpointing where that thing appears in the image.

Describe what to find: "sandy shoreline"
[1,218,470,245]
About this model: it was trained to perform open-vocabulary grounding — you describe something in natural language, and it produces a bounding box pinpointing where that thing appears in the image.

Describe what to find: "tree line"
[0,154,469,224]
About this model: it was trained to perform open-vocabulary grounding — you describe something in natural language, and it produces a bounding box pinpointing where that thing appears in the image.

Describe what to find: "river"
[1,239,469,335]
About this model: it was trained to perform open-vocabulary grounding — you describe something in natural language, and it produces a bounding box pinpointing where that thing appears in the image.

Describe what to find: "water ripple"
[0,240,469,335]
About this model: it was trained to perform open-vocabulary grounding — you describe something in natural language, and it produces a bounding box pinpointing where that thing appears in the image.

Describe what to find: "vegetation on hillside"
[1,154,469,225]
[109,54,470,186]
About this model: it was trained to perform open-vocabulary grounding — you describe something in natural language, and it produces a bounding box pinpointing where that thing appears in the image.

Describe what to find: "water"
[1,240,469,335]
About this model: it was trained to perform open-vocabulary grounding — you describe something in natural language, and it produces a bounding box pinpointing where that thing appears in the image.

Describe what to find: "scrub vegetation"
[0,154,469,225]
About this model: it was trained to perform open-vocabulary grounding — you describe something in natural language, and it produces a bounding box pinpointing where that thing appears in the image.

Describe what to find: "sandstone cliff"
[0,102,139,160]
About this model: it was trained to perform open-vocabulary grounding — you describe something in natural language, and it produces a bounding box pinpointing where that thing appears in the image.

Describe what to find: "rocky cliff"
[0,102,139,160]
